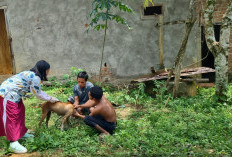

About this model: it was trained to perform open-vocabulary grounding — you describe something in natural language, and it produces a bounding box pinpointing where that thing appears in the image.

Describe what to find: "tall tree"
[203,0,232,99]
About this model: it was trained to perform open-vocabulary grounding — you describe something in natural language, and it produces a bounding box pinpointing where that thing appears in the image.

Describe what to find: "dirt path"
[10,152,38,157]
[115,104,135,119]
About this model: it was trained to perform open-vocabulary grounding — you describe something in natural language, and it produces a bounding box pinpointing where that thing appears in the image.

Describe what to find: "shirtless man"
[74,86,116,135]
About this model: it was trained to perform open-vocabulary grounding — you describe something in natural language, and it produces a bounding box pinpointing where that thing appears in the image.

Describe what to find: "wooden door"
[0,9,13,75]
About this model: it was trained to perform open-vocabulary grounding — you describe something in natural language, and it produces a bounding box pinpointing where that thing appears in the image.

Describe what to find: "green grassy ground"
[1,82,232,156]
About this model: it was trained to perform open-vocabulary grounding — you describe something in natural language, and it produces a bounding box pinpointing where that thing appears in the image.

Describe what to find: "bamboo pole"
[158,15,164,69]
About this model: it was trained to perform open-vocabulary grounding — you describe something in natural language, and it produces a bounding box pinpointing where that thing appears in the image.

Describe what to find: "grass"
[1,81,232,156]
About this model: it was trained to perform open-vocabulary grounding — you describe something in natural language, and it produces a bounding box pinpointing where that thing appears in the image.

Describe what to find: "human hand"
[74,102,79,109]
[77,105,83,111]
[90,107,95,113]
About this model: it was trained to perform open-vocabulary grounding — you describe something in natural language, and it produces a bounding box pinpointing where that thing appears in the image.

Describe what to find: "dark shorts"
[84,115,116,135]
[68,96,89,114]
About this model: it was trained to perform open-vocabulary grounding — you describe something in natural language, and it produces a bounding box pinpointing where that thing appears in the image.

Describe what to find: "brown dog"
[38,101,75,130]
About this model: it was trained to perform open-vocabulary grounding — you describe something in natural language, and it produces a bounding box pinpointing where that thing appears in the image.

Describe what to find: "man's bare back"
[74,86,117,135]
[91,95,116,123]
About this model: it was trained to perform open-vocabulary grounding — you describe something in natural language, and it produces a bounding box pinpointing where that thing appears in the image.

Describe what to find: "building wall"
[2,0,200,78]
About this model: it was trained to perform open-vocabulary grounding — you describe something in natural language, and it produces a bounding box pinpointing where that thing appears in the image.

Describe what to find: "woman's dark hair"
[90,86,103,100]
[30,60,50,81]
[77,71,88,81]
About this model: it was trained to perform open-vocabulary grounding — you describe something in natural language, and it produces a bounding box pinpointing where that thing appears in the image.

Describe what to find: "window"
[141,5,163,20]
[144,6,162,16]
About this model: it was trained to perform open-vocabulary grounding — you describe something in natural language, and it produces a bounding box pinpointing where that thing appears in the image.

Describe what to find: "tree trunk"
[203,0,232,99]
[99,19,108,83]
[99,3,109,83]
[172,19,196,96]
[164,0,196,96]
[214,51,228,97]
[165,0,197,87]
[158,15,164,69]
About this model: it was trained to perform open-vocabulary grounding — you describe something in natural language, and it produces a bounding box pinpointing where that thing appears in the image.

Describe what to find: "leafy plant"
[48,76,57,82]
[131,83,146,105]
[153,80,169,103]
[70,67,84,77]
[144,0,154,8]
[88,0,133,31]
[62,74,70,80]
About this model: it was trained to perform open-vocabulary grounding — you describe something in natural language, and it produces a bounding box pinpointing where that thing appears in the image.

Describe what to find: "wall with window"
[4,0,200,78]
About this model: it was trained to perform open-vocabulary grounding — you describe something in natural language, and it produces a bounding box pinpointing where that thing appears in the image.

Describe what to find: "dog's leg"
[39,108,49,127]
[66,117,71,126]
[46,111,52,127]
[61,111,73,130]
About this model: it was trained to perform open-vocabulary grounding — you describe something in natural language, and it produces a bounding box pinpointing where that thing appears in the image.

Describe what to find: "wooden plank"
[0,9,13,75]
[133,67,215,83]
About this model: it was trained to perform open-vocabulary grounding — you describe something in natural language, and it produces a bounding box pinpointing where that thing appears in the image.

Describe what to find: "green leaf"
[62,74,70,80]
[101,24,105,29]
[95,25,101,31]
[144,0,154,8]
[88,0,133,31]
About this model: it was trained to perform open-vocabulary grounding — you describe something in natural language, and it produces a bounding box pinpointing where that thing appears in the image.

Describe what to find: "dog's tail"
[39,101,54,108]
[39,103,47,108]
